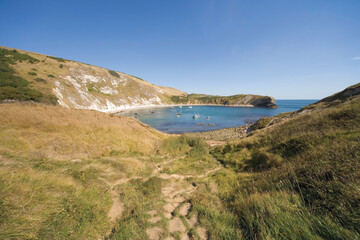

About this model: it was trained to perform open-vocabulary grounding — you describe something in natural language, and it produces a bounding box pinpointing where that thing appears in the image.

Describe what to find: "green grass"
[248,117,272,131]
[210,95,360,238]
[0,48,43,102]
[232,190,355,239]
[0,166,112,240]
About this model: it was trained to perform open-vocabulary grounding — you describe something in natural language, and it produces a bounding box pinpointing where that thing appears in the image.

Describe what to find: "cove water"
[117,100,318,133]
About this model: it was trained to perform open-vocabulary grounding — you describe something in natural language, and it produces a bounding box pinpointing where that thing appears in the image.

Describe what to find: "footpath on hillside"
[104,155,222,240]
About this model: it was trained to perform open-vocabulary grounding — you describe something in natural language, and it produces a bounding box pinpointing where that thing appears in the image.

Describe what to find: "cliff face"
[171,94,277,108]
[0,46,277,111]
[0,46,186,112]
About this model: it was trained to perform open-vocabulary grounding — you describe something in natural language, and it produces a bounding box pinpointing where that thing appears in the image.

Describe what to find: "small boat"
[176,113,182,115]
[151,111,155,114]
[189,106,192,109]
[176,115,181,118]
[179,106,182,109]
[206,116,210,120]
[193,114,200,119]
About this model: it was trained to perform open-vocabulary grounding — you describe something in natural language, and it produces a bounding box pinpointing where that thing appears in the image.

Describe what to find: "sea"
[117,100,318,133]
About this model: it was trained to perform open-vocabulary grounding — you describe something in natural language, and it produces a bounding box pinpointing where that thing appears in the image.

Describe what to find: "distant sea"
[117,100,318,133]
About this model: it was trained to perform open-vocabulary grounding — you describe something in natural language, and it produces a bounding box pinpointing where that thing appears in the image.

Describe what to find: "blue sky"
[1,0,359,99]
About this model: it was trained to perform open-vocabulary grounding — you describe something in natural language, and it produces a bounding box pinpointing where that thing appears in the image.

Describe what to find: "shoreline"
[107,103,255,114]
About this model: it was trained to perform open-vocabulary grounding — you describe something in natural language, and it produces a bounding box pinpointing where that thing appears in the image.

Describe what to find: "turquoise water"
[117,100,318,133]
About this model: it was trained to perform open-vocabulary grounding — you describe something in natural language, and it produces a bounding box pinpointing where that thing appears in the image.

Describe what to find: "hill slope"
[0,46,277,111]
[209,83,360,239]
[0,46,185,112]
[0,84,359,239]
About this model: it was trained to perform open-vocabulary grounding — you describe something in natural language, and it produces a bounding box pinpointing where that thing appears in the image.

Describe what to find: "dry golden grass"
[0,103,167,160]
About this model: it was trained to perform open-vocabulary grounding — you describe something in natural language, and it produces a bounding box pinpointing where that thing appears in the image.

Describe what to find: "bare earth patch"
[206,140,226,146]
[179,203,191,216]
[169,217,186,233]
[149,216,162,224]
[146,227,164,240]
[108,197,124,222]
[197,226,209,240]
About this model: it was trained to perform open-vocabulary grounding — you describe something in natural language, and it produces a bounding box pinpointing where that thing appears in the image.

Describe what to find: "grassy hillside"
[171,93,277,108]
[0,103,169,239]
[0,103,225,239]
[0,46,186,112]
[1,79,358,238]
[210,88,360,239]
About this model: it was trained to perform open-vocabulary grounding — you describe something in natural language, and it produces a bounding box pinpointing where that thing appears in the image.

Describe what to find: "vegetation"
[186,125,248,142]
[171,94,276,108]
[210,92,360,239]
[0,46,359,239]
[0,103,169,239]
[0,48,43,102]
[27,71,37,76]
[108,70,120,78]
[248,116,272,131]
[48,56,67,62]
[87,83,99,93]
[0,46,186,109]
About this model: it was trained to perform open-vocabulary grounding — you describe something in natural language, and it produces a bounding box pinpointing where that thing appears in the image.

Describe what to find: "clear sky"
[1,0,359,99]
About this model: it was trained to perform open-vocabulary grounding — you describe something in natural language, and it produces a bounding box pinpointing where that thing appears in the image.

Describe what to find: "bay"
[117,100,318,133]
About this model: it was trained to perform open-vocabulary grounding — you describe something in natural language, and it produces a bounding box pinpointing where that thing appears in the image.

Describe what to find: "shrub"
[108,70,120,78]
[250,117,272,131]
[245,149,283,171]
[27,72,37,76]
[47,74,55,78]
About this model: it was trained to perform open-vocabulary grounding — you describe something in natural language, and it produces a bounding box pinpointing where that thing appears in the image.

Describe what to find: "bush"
[27,72,37,76]
[250,117,272,131]
[47,74,55,78]
[245,149,283,171]
[108,70,120,78]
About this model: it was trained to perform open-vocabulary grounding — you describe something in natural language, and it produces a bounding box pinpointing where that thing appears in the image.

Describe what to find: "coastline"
[107,103,255,114]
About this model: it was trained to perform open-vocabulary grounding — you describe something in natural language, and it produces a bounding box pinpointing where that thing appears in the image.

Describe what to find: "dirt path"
[145,160,221,240]
[103,155,221,239]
